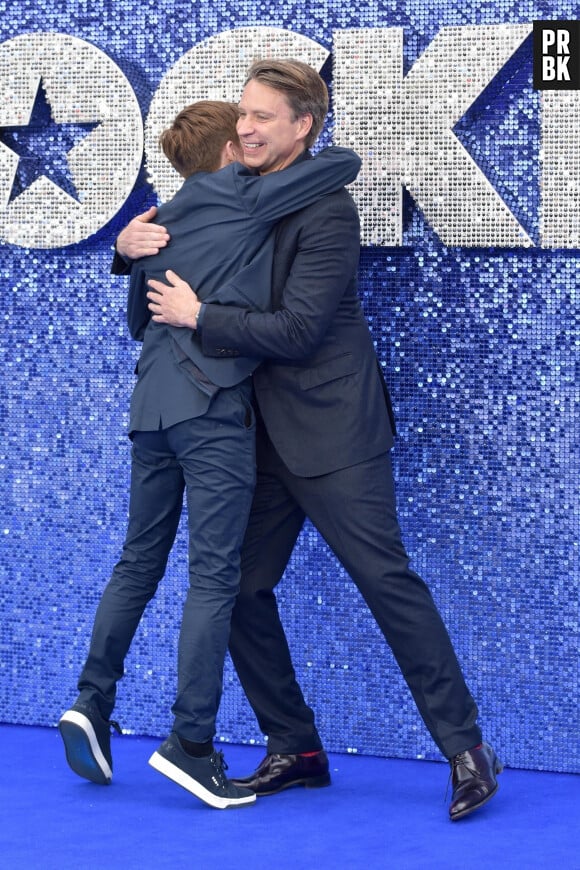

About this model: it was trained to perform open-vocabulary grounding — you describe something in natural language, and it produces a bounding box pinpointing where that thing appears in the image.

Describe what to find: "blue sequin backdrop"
[0,2,578,773]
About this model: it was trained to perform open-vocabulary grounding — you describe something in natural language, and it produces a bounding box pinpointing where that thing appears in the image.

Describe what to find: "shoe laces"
[451,751,479,778]
[209,751,229,787]
[107,718,122,736]
[445,752,478,802]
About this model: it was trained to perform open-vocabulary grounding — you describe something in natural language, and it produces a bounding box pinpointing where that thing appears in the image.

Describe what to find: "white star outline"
[0,33,143,249]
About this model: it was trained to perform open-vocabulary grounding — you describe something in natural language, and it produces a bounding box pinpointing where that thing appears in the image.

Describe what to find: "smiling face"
[236,79,313,175]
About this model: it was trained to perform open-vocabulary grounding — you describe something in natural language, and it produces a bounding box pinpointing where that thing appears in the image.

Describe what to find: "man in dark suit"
[123,59,502,821]
[59,99,359,810]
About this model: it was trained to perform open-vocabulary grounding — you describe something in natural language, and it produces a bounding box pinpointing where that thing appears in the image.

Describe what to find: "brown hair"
[159,101,240,177]
[244,59,328,148]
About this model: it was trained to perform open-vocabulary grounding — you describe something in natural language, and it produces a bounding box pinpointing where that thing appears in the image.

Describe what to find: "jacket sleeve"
[126,263,150,341]
[200,192,361,361]
[111,248,132,276]
[233,147,361,222]
[111,248,149,340]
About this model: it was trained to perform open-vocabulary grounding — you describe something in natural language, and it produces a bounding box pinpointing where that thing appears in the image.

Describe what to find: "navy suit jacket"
[114,147,361,431]
[126,147,360,390]
[199,158,396,477]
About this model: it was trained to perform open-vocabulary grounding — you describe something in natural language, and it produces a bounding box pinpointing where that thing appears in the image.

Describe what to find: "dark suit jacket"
[200,170,396,477]
[113,147,361,432]
[125,147,361,393]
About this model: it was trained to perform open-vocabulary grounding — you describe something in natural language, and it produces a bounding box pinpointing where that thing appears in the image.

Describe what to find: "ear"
[219,139,242,168]
[296,113,313,143]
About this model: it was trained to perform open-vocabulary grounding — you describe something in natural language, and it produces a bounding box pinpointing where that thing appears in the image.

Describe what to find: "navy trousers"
[78,382,255,742]
[228,418,482,759]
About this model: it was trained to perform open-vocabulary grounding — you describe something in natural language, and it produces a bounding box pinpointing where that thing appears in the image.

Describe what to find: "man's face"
[237,79,312,175]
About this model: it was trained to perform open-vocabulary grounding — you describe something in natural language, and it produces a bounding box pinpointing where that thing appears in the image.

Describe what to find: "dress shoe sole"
[231,772,332,796]
[59,711,112,785]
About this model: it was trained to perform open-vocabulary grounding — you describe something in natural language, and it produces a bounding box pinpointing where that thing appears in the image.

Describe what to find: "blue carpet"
[1,724,578,869]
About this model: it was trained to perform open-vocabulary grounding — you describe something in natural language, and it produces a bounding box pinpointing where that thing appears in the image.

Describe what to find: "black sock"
[177,736,214,758]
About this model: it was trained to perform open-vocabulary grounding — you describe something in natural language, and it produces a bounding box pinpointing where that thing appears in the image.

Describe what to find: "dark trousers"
[78,383,255,742]
[228,421,482,759]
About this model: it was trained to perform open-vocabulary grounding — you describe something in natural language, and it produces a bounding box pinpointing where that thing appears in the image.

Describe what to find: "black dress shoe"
[449,742,503,820]
[230,751,331,795]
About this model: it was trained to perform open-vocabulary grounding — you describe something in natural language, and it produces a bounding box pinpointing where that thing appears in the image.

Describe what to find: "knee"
[232,583,276,618]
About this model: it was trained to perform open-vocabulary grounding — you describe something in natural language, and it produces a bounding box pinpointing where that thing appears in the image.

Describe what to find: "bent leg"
[78,430,184,719]
[228,423,323,754]
[169,386,257,743]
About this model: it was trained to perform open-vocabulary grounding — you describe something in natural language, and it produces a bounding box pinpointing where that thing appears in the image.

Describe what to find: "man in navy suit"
[59,98,360,810]
[120,59,502,821]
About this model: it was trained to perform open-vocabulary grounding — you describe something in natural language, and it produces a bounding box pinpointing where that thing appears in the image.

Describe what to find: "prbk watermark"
[533,20,580,88]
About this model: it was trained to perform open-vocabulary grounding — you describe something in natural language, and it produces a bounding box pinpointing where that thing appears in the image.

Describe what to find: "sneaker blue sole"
[148,751,256,809]
[59,711,112,785]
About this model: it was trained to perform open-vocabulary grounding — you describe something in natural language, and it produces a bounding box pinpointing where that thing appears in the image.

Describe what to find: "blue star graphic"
[0,78,99,203]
